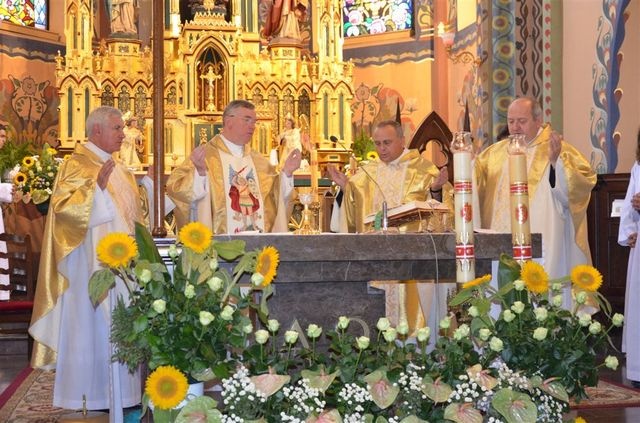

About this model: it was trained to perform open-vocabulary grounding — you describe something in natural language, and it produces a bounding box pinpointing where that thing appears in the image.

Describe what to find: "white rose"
[376,317,391,332]
[207,276,223,292]
[511,301,525,314]
[251,272,265,286]
[243,322,253,334]
[453,324,470,341]
[513,279,525,291]
[267,319,280,333]
[284,330,299,344]
[184,284,195,299]
[383,328,397,343]
[439,316,451,329]
[168,244,179,259]
[255,329,269,344]
[612,313,624,327]
[138,269,152,284]
[152,299,166,313]
[551,282,562,292]
[416,327,431,342]
[220,305,234,321]
[356,336,370,350]
[502,310,516,323]
[533,327,548,341]
[489,336,503,352]
[589,321,602,335]
[468,306,479,317]
[575,291,588,305]
[605,355,619,370]
[337,316,350,330]
[552,295,563,307]
[478,328,491,341]
[199,311,214,326]
[306,324,323,339]
[534,307,548,322]
[209,257,219,270]
[397,319,409,335]
[578,313,592,327]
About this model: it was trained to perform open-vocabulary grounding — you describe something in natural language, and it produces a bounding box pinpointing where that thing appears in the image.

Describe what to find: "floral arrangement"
[92,226,620,422]
[89,221,278,421]
[10,143,63,205]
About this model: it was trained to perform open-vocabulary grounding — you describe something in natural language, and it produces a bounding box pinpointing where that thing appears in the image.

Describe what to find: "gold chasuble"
[30,143,142,368]
[167,135,286,234]
[343,149,454,333]
[343,149,452,233]
[474,124,596,278]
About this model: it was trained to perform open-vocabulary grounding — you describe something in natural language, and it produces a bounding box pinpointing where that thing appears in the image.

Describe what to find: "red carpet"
[0,367,32,409]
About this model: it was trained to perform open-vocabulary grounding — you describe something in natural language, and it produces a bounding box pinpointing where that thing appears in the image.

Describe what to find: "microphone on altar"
[332,137,389,232]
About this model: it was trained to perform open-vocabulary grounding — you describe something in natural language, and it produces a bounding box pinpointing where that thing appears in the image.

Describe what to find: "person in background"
[166,99,301,234]
[474,96,596,308]
[619,129,640,388]
[0,124,14,300]
[29,106,142,420]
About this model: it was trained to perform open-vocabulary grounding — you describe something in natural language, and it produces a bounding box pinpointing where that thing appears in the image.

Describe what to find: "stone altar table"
[157,233,541,342]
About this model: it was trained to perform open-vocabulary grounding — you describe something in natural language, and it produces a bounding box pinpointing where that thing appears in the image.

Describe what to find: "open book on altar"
[364,199,450,226]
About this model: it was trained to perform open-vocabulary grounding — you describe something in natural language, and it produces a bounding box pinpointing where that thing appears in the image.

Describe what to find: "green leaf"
[363,369,399,409]
[300,367,340,393]
[540,379,569,403]
[443,402,483,423]
[175,396,222,423]
[449,287,474,307]
[213,239,246,261]
[135,222,162,263]
[88,268,115,307]
[491,388,537,423]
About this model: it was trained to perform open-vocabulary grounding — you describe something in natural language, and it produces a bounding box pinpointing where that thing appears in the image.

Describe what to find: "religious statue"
[262,0,308,41]
[109,0,138,35]
[200,64,222,112]
[120,113,144,169]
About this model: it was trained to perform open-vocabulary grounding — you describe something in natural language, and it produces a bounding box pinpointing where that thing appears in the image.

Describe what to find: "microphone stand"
[382,200,388,232]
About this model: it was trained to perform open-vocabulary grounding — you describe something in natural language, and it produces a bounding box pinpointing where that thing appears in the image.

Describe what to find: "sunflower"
[13,172,27,185]
[96,232,138,268]
[570,264,603,292]
[255,246,279,286]
[178,221,212,253]
[47,148,57,156]
[366,150,379,160]
[145,365,189,410]
[462,274,492,290]
[520,261,549,294]
[22,156,35,167]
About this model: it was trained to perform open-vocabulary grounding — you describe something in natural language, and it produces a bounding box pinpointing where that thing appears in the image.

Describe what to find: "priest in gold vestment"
[29,107,143,420]
[166,100,301,234]
[328,120,453,333]
[474,97,596,307]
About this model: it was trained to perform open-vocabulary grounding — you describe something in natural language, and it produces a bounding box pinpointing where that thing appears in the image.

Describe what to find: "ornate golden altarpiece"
[55,0,354,174]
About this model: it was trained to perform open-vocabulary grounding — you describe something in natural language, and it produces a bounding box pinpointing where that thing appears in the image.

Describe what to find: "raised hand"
[326,164,348,190]
[430,165,448,191]
[98,159,116,190]
[549,131,563,165]
[190,145,207,176]
[282,148,302,177]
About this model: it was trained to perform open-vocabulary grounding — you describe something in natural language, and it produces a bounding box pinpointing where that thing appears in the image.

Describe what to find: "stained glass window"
[0,0,48,29]
[343,0,413,37]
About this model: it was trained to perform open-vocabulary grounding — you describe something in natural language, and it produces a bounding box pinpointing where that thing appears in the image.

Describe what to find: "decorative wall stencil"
[514,0,543,104]
[589,0,630,173]
[491,0,515,142]
[350,82,416,138]
[541,0,552,121]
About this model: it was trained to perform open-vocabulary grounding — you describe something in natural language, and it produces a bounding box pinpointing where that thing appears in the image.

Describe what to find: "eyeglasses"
[228,115,257,125]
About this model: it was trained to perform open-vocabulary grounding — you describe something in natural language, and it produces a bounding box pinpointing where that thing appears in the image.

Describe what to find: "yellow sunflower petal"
[255,246,279,286]
[13,172,27,185]
[570,265,602,292]
[178,222,212,253]
[22,156,35,167]
[520,261,549,294]
[366,151,379,160]
[462,274,492,290]
[145,365,189,410]
[96,232,138,268]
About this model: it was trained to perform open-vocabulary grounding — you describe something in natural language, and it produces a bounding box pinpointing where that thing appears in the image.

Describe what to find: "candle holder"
[507,134,532,262]
[451,131,475,286]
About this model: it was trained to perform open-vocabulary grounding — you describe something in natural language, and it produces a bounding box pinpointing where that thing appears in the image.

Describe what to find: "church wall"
[350,60,434,143]
[563,0,638,173]
[0,14,64,148]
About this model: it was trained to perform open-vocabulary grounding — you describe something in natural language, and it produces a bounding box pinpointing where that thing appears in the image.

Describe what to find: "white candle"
[508,139,532,262]
[451,132,475,284]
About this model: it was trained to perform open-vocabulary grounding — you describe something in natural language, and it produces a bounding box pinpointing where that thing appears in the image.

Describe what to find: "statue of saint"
[120,113,144,169]
[109,0,138,35]
[262,0,308,41]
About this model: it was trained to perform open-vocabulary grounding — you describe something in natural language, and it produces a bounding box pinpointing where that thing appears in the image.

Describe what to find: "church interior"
[0,0,639,421]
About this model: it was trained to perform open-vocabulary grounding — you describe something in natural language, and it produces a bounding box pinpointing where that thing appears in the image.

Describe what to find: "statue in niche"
[262,0,308,42]
[109,0,138,35]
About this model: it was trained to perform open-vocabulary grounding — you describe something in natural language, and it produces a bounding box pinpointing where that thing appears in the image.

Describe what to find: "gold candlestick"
[508,134,532,262]
[451,132,475,285]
